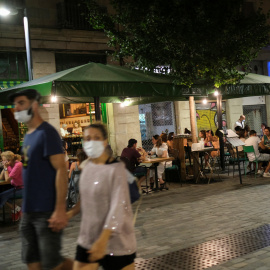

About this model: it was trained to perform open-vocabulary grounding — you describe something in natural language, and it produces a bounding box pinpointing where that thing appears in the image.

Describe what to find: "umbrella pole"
[189,96,199,181]
[94,96,101,121]
[217,94,225,171]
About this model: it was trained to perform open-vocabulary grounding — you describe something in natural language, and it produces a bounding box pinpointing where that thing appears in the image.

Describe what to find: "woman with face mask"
[67,123,136,270]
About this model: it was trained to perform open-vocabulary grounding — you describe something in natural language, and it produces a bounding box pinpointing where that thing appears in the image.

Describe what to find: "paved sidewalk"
[2,173,270,269]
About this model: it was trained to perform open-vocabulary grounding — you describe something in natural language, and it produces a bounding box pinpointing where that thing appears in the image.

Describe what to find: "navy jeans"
[0,187,23,208]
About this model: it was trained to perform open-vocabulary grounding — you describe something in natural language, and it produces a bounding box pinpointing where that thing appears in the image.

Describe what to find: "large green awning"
[1,65,270,106]
[221,72,270,98]
[0,80,26,108]
[0,63,208,106]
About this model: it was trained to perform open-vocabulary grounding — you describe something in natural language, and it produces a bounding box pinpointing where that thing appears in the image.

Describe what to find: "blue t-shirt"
[21,122,64,213]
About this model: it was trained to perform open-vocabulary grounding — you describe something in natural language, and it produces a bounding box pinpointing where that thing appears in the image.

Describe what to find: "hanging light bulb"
[123,99,131,106]
[51,95,57,103]
[0,8,10,16]
[202,98,207,104]
[214,90,219,96]
[120,98,131,107]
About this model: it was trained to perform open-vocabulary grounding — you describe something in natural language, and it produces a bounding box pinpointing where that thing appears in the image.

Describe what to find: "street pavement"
[2,171,270,269]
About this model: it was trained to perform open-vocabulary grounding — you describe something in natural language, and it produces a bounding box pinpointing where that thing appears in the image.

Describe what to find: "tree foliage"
[85,0,270,87]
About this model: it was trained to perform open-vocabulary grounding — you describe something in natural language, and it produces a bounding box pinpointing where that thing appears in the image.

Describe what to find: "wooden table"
[68,156,78,161]
[142,157,174,190]
[173,135,192,181]
[0,180,10,186]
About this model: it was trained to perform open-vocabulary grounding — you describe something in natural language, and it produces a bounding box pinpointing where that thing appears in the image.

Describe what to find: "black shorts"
[75,245,136,270]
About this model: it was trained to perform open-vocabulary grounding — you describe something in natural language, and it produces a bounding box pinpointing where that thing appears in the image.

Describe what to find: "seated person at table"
[72,121,82,134]
[152,134,160,148]
[69,150,87,187]
[149,137,172,190]
[244,125,251,134]
[198,130,206,141]
[260,123,267,138]
[234,126,242,135]
[0,151,23,221]
[204,130,219,168]
[259,126,270,154]
[167,132,174,152]
[233,128,247,157]
[60,123,69,137]
[197,130,207,160]
[62,139,69,170]
[121,139,147,183]
[245,130,270,176]
[161,133,168,145]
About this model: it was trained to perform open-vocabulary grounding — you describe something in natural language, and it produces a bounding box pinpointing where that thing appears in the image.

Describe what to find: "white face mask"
[83,140,105,159]
[14,107,33,123]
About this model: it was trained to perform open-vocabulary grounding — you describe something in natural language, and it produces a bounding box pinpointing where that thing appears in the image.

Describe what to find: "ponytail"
[15,154,22,162]
[156,137,162,148]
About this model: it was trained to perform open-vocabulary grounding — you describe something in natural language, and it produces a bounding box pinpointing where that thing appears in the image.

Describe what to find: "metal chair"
[66,170,81,209]
[120,156,150,193]
[227,144,246,177]
[165,149,182,186]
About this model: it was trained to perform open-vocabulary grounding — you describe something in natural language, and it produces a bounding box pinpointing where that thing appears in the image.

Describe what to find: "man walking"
[234,115,246,129]
[9,89,72,270]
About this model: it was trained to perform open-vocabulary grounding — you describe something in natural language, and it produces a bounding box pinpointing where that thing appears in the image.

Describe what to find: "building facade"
[0,0,270,154]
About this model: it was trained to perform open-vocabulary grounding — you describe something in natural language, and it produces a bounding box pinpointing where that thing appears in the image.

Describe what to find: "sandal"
[160,183,166,190]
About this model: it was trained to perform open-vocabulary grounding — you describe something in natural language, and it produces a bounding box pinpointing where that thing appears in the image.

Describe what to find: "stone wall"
[225,98,243,130]
[266,96,270,125]
[107,103,141,156]
[32,51,61,132]
[174,100,194,135]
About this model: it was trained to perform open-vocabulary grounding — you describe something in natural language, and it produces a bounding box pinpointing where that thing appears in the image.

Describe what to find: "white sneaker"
[263,172,270,178]
[257,170,263,175]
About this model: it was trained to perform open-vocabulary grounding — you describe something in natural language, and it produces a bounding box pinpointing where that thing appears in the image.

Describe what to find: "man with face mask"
[8,89,73,270]
[234,114,246,129]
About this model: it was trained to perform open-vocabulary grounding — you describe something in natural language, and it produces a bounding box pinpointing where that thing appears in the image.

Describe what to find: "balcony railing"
[57,2,101,31]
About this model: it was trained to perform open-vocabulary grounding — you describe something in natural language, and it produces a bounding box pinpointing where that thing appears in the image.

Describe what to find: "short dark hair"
[85,122,108,139]
[8,89,41,103]
[235,126,241,132]
[128,139,137,148]
[153,134,159,140]
[249,130,257,136]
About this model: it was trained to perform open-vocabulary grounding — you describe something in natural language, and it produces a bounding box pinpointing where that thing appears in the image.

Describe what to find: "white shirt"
[78,161,136,255]
[245,136,261,161]
[234,120,245,129]
[151,143,172,167]
[60,128,69,137]
[151,143,169,157]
